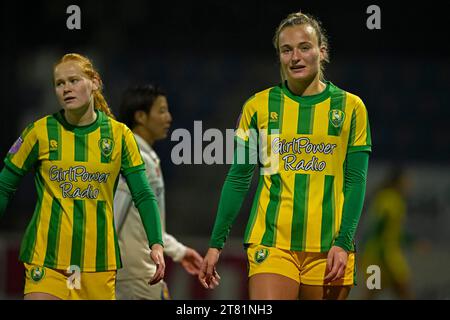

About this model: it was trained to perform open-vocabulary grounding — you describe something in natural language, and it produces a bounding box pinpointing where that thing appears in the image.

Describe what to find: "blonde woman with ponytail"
[200,12,372,300]
[0,53,165,299]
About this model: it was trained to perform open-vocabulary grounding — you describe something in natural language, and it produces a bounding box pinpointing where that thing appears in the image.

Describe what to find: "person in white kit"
[114,84,203,299]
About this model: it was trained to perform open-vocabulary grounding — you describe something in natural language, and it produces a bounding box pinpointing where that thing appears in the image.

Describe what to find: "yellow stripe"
[60,130,75,162]
[249,175,272,244]
[56,197,73,269]
[111,124,122,163]
[274,95,298,247]
[354,103,368,146]
[304,173,324,252]
[313,99,330,137]
[11,132,37,169]
[105,203,115,268]
[275,173,294,248]
[83,199,98,270]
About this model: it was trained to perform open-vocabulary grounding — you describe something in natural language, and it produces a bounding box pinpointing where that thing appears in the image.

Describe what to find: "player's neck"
[64,103,97,126]
[287,76,326,97]
[133,126,155,147]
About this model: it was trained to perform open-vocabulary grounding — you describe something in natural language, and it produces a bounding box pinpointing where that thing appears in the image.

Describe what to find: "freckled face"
[54,62,98,111]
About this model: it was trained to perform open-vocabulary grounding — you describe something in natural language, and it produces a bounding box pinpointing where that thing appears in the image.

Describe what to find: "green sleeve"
[124,169,163,247]
[0,165,23,219]
[209,138,257,249]
[334,151,370,251]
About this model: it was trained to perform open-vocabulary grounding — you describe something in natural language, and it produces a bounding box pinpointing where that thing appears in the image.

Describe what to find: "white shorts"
[115,278,170,300]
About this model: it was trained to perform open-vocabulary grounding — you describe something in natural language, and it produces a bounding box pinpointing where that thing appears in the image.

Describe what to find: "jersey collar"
[281,80,332,104]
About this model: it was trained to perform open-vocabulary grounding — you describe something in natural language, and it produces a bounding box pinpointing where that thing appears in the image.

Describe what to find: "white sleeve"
[113,177,133,232]
[163,232,187,262]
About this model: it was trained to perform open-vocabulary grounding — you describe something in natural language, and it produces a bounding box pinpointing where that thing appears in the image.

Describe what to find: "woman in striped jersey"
[0,53,165,300]
[199,12,372,299]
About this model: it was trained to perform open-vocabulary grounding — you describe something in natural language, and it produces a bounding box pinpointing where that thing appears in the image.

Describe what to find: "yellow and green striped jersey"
[238,81,372,252]
[4,110,145,271]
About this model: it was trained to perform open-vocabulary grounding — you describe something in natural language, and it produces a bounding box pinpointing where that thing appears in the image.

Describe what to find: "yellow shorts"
[24,263,116,300]
[246,244,355,286]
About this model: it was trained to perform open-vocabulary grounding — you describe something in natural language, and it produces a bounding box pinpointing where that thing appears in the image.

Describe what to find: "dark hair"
[118,84,166,129]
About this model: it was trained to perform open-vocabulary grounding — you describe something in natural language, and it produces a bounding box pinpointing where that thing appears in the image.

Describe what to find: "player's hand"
[198,248,221,289]
[149,243,165,285]
[180,247,203,275]
[324,245,348,283]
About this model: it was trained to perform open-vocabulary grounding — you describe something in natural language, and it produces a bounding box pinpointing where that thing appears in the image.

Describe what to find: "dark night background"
[0,1,449,299]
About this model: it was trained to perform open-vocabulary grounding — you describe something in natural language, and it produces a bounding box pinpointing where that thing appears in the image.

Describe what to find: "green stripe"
[268,87,284,134]
[261,174,282,246]
[244,176,265,243]
[74,133,88,162]
[366,112,372,146]
[121,135,133,169]
[44,198,62,268]
[47,116,61,161]
[348,110,357,146]
[320,175,335,251]
[96,201,108,271]
[291,174,310,250]
[100,115,113,163]
[297,103,315,134]
[113,217,122,269]
[21,123,35,139]
[19,172,45,262]
[328,89,346,136]
[21,141,39,173]
[70,200,86,269]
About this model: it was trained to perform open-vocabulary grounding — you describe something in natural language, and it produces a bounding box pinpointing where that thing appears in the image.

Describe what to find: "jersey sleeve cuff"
[208,239,224,250]
[347,145,372,154]
[3,159,26,177]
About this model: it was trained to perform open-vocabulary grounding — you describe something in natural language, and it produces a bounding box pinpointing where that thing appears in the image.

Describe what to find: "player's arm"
[123,169,163,247]
[124,169,165,284]
[0,166,23,219]
[334,151,370,251]
[208,137,257,249]
[121,125,164,284]
[324,151,369,282]
[325,98,371,282]
[334,98,372,251]
[1,123,38,218]
[200,136,256,289]
[200,98,258,289]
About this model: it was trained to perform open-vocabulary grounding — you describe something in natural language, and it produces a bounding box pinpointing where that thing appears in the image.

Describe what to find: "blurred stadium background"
[0,0,449,299]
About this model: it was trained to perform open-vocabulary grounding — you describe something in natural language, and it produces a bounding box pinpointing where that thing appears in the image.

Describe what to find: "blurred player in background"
[0,53,165,299]
[199,11,371,300]
[114,84,202,300]
[361,166,415,299]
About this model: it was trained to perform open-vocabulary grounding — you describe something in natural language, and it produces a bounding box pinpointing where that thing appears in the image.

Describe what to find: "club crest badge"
[255,248,270,264]
[329,109,345,128]
[30,266,46,282]
[99,138,114,157]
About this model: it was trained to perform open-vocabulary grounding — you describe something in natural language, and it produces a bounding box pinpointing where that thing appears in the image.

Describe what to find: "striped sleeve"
[120,125,145,176]
[4,123,39,176]
[347,98,372,154]
[235,95,257,142]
